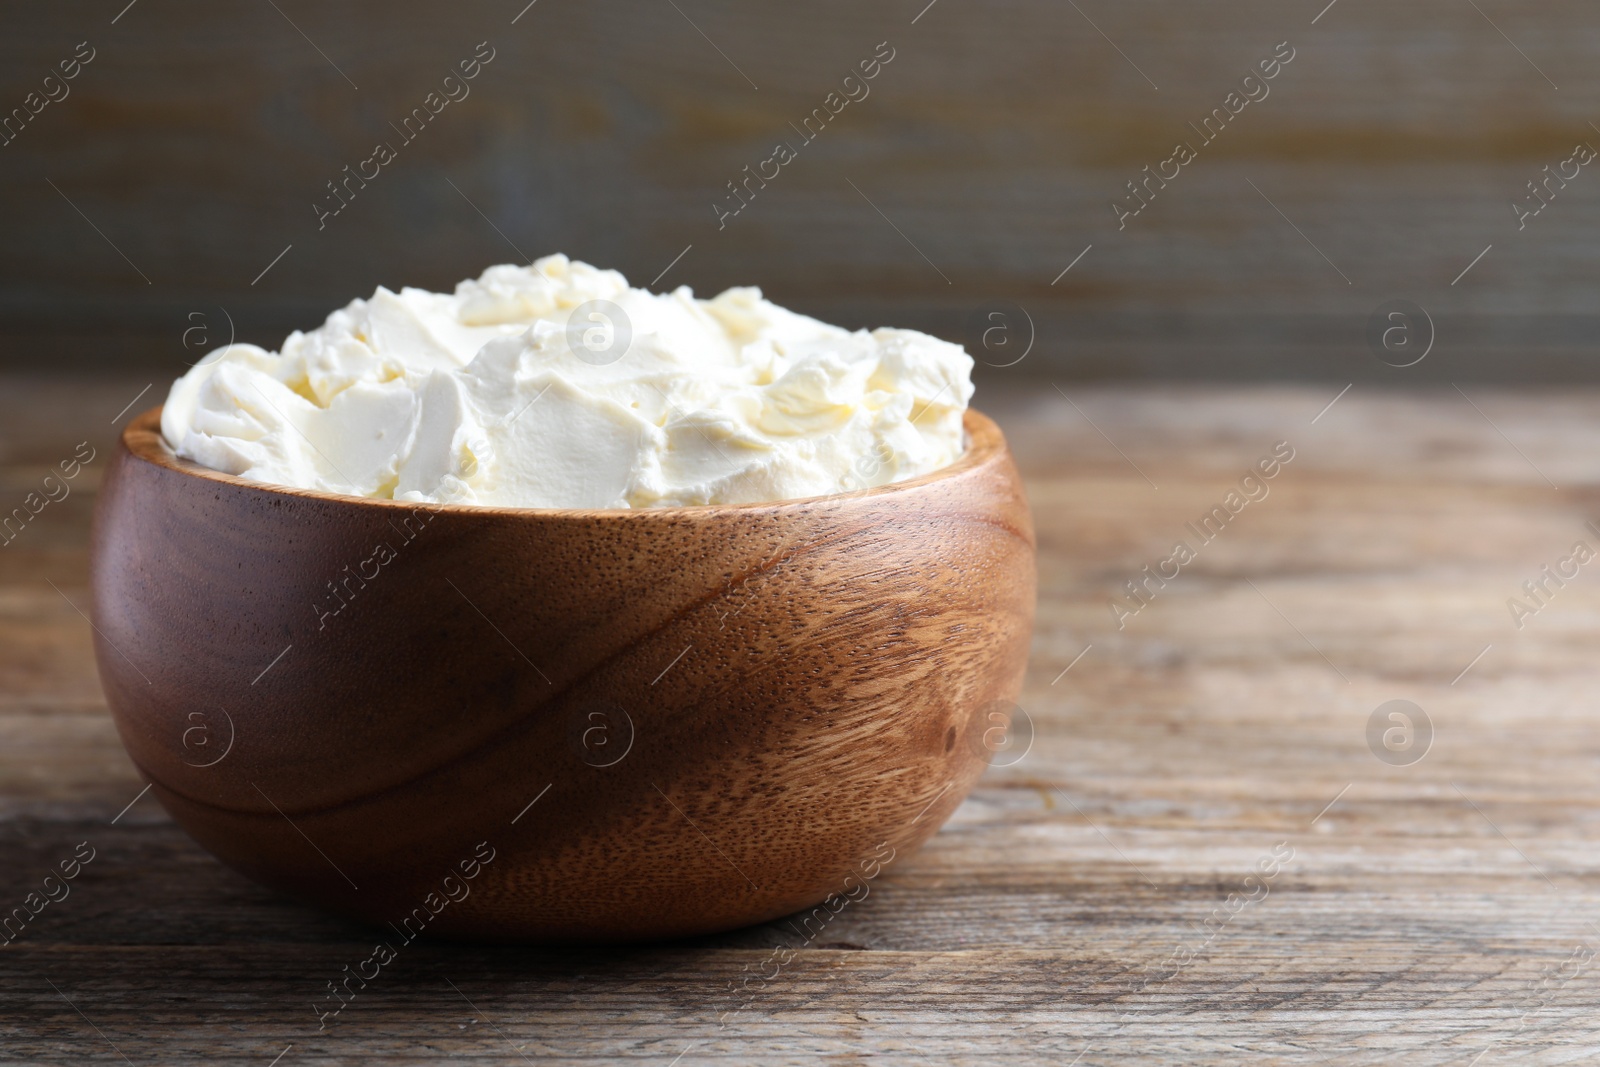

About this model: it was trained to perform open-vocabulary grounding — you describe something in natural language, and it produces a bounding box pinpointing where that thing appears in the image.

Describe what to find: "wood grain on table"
[2,374,1599,1065]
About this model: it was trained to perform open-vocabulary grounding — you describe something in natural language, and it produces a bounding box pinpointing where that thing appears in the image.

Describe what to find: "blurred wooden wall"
[3,0,1599,381]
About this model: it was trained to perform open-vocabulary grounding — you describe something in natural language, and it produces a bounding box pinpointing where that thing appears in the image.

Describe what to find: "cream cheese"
[160,255,974,509]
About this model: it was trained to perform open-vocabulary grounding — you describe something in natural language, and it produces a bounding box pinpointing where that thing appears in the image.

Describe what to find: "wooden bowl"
[90,406,1035,942]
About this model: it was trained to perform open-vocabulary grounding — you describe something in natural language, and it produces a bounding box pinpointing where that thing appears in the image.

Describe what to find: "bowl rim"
[120,405,1009,518]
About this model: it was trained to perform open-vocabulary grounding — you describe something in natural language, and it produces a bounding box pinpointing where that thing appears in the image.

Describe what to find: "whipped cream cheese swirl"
[161,255,974,509]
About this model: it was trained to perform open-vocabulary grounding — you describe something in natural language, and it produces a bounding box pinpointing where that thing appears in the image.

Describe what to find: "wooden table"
[4,374,1598,1064]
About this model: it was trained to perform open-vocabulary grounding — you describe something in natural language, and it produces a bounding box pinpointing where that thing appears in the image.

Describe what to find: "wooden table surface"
[3,373,1599,1065]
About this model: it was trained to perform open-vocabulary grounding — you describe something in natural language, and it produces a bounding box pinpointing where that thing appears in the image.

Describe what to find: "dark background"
[4,0,1598,382]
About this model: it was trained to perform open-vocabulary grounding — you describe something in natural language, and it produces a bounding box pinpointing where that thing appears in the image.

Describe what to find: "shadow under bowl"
[90,407,1036,942]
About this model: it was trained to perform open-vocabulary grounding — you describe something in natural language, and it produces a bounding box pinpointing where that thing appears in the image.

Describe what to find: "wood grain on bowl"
[88,408,1035,942]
